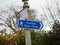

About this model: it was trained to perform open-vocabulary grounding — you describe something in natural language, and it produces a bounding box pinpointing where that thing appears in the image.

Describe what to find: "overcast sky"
[0,0,46,9]
[0,0,53,31]
[0,0,59,32]
[0,0,48,20]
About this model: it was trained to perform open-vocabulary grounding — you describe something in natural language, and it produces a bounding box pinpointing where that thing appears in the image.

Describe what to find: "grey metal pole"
[24,8,32,45]
[22,0,32,45]
[25,29,31,45]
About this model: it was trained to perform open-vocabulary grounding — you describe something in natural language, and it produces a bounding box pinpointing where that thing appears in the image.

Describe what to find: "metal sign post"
[25,29,31,45]
[18,20,43,45]
[18,0,43,45]
[24,9,32,45]
[22,0,31,45]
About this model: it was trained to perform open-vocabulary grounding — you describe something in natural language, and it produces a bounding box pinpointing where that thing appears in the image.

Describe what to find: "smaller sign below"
[18,20,43,30]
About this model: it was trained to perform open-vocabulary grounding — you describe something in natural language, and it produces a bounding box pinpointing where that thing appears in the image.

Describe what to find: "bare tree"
[0,6,36,34]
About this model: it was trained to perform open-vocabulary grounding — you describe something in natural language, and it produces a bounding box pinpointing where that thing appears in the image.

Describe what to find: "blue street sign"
[18,20,43,30]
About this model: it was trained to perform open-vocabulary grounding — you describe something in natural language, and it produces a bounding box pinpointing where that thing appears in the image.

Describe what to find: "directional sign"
[18,20,43,29]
